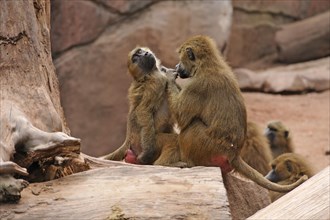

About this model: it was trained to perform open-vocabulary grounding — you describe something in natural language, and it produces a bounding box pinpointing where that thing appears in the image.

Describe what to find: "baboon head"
[265,153,312,183]
[175,35,220,79]
[265,120,292,158]
[128,47,157,80]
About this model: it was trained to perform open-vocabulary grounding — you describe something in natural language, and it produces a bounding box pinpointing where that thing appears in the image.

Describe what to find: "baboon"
[265,120,294,158]
[101,47,181,166]
[241,121,272,175]
[169,35,306,192]
[266,153,314,201]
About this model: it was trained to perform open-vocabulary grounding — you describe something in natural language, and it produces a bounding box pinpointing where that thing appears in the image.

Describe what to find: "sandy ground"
[243,90,330,173]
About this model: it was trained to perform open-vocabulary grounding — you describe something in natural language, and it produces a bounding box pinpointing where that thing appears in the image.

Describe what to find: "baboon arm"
[171,88,205,131]
[134,96,158,164]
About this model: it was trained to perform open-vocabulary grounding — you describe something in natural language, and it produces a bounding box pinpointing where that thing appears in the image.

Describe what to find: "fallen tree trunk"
[0,165,231,220]
[276,11,330,63]
[249,166,330,220]
[0,161,273,220]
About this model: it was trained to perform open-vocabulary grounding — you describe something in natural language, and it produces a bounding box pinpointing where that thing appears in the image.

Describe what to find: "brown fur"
[168,35,307,192]
[265,120,294,159]
[102,47,180,165]
[241,121,272,175]
[266,153,314,201]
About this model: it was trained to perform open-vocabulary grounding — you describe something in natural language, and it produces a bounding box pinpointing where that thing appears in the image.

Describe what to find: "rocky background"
[50,0,330,161]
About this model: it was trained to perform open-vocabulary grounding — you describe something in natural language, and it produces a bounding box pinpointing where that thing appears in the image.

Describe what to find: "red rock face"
[227,0,330,68]
[51,1,116,54]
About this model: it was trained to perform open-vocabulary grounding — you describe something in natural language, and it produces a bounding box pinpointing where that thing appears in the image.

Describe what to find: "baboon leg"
[179,121,232,172]
[154,133,187,167]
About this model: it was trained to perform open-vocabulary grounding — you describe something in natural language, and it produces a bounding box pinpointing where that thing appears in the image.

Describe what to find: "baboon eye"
[284,130,289,138]
[269,127,278,132]
[186,48,195,61]
[271,164,276,170]
[285,161,293,172]
[136,49,142,54]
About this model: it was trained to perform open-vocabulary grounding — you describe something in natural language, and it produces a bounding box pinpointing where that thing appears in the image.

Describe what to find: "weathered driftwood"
[0,165,232,220]
[249,166,330,220]
[0,155,274,220]
[276,11,330,63]
[0,0,88,202]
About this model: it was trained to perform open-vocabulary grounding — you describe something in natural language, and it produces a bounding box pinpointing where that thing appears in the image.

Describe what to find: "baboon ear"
[285,160,293,172]
[284,130,289,139]
[186,47,195,61]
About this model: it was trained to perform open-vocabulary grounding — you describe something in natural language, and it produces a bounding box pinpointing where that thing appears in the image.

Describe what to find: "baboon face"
[265,123,289,142]
[266,160,292,183]
[265,121,291,157]
[176,47,196,79]
[265,153,303,183]
[130,47,156,73]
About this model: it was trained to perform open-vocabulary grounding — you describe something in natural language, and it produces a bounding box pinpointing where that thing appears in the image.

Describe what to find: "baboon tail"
[232,156,307,192]
[99,142,128,161]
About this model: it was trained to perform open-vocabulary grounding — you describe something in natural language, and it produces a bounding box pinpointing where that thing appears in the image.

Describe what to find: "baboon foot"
[0,175,29,203]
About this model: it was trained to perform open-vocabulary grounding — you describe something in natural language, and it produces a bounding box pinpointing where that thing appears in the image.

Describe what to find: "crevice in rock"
[0,31,27,46]
[234,6,299,22]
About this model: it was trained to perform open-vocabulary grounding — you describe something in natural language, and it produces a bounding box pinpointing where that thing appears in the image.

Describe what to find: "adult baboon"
[168,35,306,192]
[102,47,181,166]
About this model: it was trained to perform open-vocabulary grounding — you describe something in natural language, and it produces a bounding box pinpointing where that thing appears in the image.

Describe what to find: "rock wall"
[51,0,232,156]
[227,0,330,68]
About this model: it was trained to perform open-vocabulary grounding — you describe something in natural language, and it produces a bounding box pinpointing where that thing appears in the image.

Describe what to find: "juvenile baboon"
[265,120,294,158]
[241,121,272,175]
[169,35,306,192]
[101,47,180,166]
[266,153,314,201]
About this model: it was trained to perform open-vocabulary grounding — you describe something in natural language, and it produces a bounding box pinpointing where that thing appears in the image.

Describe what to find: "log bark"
[0,165,232,220]
[249,166,330,220]
[224,173,271,220]
[276,11,330,63]
[0,160,274,220]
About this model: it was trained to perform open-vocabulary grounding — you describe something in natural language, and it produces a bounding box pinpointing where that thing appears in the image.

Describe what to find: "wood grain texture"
[0,165,231,220]
[249,166,330,220]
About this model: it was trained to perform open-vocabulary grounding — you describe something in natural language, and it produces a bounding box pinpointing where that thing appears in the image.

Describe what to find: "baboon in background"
[168,35,306,192]
[241,121,272,175]
[101,47,181,166]
[266,153,314,201]
[265,120,294,158]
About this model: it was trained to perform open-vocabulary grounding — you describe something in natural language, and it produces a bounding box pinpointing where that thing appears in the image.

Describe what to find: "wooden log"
[248,166,330,220]
[276,11,330,63]
[0,166,232,220]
